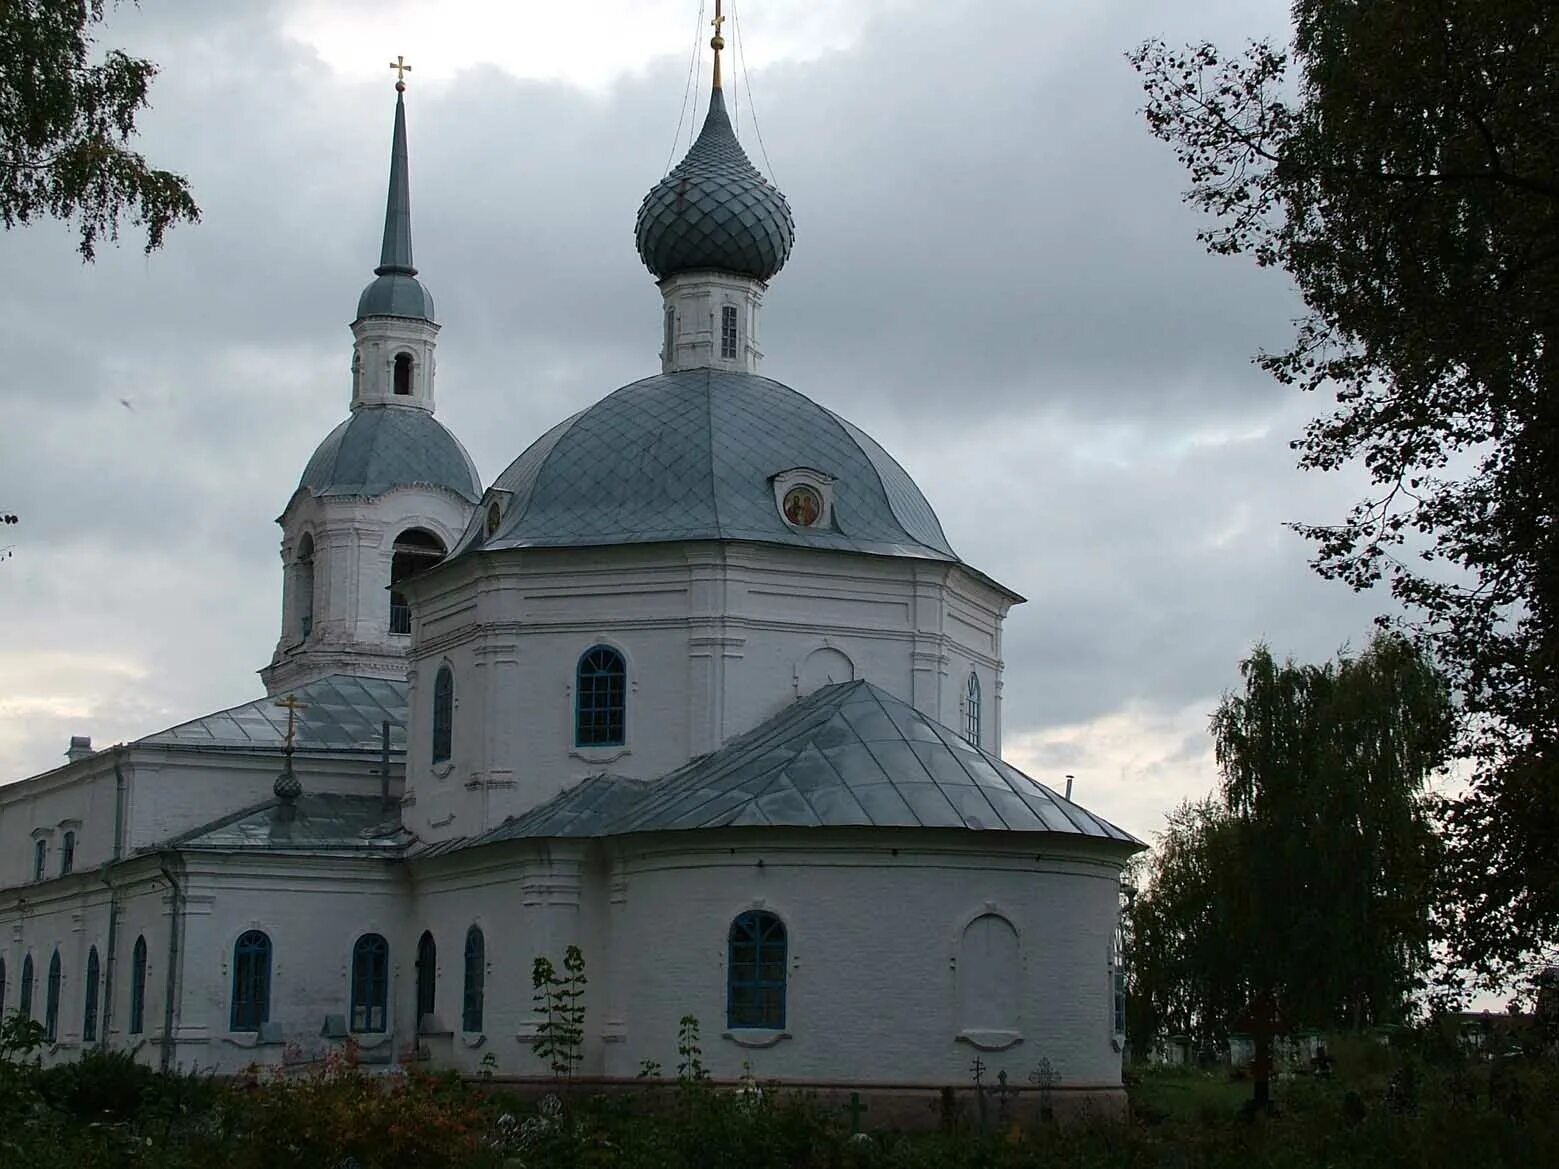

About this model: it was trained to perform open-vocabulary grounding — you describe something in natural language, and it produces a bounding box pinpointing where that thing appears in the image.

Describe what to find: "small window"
[393,351,413,395]
[60,830,75,875]
[575,645,626,747]
[390,528,445,635]
[727,910,787,1029]
[964,672,981,746]
[19,954,34,1019]
[351,933,389,1033]
[129,936,148,1035]
[45,950,62,1041]
[83,946,100,1043]
[297,533,316,640]
[463,925,485,1033]
[351,350,362,397]
[663,305,676,362]
[415,930,437,1028]
[432,665,454,764]
[231,930,272,1032]
[720,304,738,360]
[1111,927,1127,1038]
[33,839,46,882]
[485,501,502,538]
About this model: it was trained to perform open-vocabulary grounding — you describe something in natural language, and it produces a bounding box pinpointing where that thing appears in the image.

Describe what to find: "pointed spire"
[376,61,416,278]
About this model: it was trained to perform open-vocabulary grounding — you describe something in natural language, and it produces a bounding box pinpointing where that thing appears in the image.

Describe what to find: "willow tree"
[1132,1,1559,990]
[1128,635,1451,1104]
[1,1,199,258]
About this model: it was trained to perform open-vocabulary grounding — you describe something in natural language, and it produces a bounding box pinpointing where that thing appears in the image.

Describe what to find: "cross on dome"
[389,54,412,91]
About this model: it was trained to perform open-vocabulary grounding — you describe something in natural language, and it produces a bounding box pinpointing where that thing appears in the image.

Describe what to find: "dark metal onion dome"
[356,86,435,322]
[635,86,794,282]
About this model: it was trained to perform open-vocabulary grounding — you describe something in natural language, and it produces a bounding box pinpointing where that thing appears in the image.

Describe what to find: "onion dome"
[356,85,435,322]
[635,86,794,282]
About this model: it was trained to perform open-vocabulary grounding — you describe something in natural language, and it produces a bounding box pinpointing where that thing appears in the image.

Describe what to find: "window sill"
[722,1029,791,1050]
[570,745,630,766]
[431,761,455,780]
[462,1032,487,1049]
[956,1029,1023,1052]
[346,1032,395,1051]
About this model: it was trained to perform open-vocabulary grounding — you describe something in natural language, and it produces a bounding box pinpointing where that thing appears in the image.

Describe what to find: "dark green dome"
[635,88,794,282]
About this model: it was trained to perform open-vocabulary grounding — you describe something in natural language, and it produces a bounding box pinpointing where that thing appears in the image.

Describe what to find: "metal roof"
[139,674,408,753]
[607,681,1141,843]
[466,369,956,562]
[162,792,409,853]
[355,87,434,323]
[636,86,794,282]
[299,405,481,503]
[478,774,650,843]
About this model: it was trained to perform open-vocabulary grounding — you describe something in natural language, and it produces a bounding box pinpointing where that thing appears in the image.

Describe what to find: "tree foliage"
[1131,1,1559,985]
[0,1,199,258]
[1126,636,1451,1060]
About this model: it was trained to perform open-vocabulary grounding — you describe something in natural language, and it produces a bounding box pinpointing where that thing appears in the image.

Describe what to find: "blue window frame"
[231,930,272,1032]
[432,665,454,764]
[415,930,436,1028]
[351,934,389,1033]
[462,925,485,1033]
[44,950,62,1041]
[60,831,75,875]
[575,645,626,747]
[727,910,787,1030]
[19,954,33,1019]
[83,946,100,1042]
[964,671,981,746]
[130,936,148,1035]
[33,839,46,882]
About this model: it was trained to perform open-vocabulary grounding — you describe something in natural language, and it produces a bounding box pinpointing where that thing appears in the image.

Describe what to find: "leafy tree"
[1,1,199,258]
[1131,1,1559,988]
[1127,635,1451,1104]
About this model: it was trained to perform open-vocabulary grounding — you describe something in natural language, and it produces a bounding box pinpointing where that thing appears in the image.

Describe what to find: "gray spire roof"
[635,87,794,282]
[357,89,435,322]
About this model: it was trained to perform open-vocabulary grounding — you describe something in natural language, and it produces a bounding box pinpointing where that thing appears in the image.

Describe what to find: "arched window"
[231,930,272,1032]
[575,645,626,747]
[19,954,34,1019]
[964,671,982,746]
[663,304,675,362]
[462,925,485,1033]
[44,950,62,1041]
[721,304,739,359]
[727,910,786,1030]
[1110,927,1127,1038]
[129,935,148,1035]
[432,665,454,764]
[83,946,100,1042]
[393,351,413,395]
[33,839,46,881]
[351,933,389,1033]
[389,528,445,635]
[296,533,315,639]
[958,912,1020,1034]
[415,930,436,1029]
[351,350,362,398]
[60,830,76,875]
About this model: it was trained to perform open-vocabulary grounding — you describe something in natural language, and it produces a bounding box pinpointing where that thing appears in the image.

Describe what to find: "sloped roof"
[606,681,1140,843]
[299,406,481,504]
[161,792,408,854]
[463,369,959,564]
[138,675,407,753]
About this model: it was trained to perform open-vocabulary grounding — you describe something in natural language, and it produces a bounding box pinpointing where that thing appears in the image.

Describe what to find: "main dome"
[300,406,481,503]
[635,89,794,282]
[465,369,954,561]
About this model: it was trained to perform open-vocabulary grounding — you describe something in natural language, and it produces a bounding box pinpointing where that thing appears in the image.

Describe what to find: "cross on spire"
[389,54,412,91]
[275,694,308,752]
[710,1,726,90]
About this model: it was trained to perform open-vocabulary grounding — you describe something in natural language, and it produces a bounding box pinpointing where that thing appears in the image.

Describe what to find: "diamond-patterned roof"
[464,368,956,562]
[606,681,1142,844]
[300,404,481,503]
[636,88,794,282]
[139,674,408,753]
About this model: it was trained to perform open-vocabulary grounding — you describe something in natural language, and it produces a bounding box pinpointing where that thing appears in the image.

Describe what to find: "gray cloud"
[1,1,1388,836]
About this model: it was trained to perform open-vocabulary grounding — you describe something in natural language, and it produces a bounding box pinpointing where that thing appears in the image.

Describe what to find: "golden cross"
[389,54,412,89]
[710,0,726,88]
[275,694,309,751]
[711,1,725,39]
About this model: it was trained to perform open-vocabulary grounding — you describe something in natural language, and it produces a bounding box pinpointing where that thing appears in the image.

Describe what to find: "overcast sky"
[0,0,1394,843]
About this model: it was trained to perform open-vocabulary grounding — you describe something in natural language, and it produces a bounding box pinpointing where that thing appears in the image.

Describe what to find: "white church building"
[0,30,1141,1115]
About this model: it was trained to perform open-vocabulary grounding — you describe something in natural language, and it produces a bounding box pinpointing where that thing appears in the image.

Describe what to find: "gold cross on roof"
[275,694,309,751]
[389,54,412,89]
[711,1,725,38]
